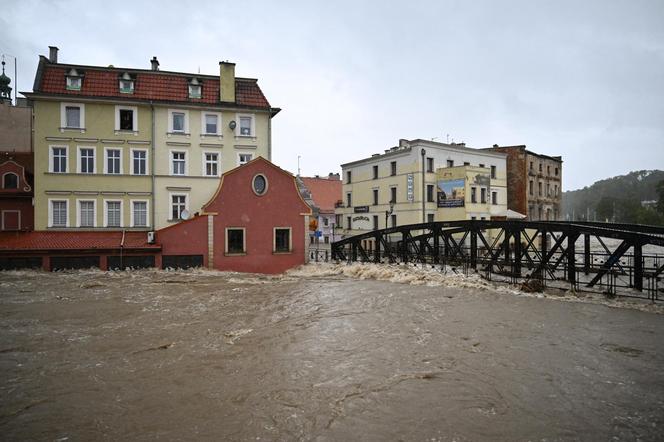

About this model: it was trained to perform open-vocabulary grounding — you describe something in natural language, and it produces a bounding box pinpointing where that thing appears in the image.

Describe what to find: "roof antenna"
[297,155,301,176]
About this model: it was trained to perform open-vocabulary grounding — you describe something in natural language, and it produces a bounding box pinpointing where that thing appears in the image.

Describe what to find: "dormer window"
[119,72,134,93]
[188,78,202,99]
[65,68,83,90]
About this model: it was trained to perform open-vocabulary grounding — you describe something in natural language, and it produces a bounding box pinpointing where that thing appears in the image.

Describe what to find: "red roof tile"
[301,177,342,213]
[36,64,272,109]
[0,231,160,251]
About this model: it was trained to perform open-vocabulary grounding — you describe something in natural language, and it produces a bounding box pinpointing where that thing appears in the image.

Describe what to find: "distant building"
[485,145,562,221]
[24,46,279,231]
[336,138,508,237]
[300,173,342,249]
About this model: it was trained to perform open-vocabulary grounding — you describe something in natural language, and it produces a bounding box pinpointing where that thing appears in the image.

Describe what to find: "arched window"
[3,173,18,189]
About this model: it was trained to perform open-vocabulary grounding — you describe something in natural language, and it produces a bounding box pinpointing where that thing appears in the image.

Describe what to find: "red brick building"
[1,152,34,231]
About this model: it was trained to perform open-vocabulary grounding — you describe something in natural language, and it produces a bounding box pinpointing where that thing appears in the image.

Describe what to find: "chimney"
[398,139,409,148]
[48,46,59,63]
[328,173,340,180]
[150,56,160,71]
[219,61,236,103]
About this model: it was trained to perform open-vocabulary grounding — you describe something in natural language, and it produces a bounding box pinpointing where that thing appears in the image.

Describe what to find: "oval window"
[253,174,267,195]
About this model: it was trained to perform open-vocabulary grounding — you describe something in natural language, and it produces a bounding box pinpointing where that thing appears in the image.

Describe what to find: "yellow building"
[25,46,279,231]
[336,139,508,237]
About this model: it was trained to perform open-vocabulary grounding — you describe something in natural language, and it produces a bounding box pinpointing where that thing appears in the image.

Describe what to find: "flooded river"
[1,264,663,441]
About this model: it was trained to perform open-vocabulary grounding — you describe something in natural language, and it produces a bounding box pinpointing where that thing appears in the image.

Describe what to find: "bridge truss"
[331,220,664,301]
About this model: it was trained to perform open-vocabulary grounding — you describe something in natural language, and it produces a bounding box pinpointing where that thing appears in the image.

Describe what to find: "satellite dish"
[180,209,190,220]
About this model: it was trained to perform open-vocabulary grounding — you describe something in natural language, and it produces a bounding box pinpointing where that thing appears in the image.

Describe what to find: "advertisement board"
[437,179,466,207]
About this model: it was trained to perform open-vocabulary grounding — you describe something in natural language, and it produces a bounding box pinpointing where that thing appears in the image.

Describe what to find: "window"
[171,151,186,175]
[391,214,397,228]
[346,192,352,207]
[118,73,134,93]
[471,216,476,220]
[373,165,378,179]
[492,191,497,205]
[447,160,454,167]
[538,182,542,196]
[471,187,477,203]
[238,115,254,136]
[188,78,202,98]
[390,187,397,203]
[65,106,81,128]
[555,167,559,176]
[372,189,378,205]
[171,194,187,220]
[79,147,95,174]
[274,228,291,253]
[116,106,137,131]
[539,163,543,172]
[390,161,397,176]
[427,184,434,202]
[346,171,352,184]
[554,185,558,196]
[105,149,122,174]
[373,215,379,230]
[168,109,189,133]
[238,153,252,166]
[132,201,148,227]
[547,165,551,175]
[51,146,67,173]
[490,165,496,179]
[131,150,147,175]
[203,113,220,135]
[426,157,434,173]
[226,228,245,254]
[335,214,342,227]
[530,161,533,170]
[253,174,267,195]
[547,184,551,196]
[463,161,470,166]
[66,76,81,90]
[427,213,434,223]
[105,201,121,227]
[529,180,533,195]
[78,200,95,227]
[347,216,352,230]
[479,163,485,168]
[324,236,329,244]
[51,200,68,227]
[204,152,219,177]
[480,188,486,204]
[3,173,18,189]
[323,217,329,227]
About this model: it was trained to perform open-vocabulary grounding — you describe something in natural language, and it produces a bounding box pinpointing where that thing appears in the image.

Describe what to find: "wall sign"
[407,173,414,202]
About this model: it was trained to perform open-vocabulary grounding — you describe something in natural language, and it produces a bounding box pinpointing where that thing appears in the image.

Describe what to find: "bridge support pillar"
[351,242,357,262]
[470,230,477,269]
[401,232,408,263]
[513,229,522,277]
[567,232,578,286]
[504,230,511,263]
[433,230,440,264]
[634,241,643,291]
[374,235,381,263]
[584,234,591,274]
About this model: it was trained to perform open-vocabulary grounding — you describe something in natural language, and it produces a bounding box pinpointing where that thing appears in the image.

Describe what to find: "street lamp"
[385,201,395,228]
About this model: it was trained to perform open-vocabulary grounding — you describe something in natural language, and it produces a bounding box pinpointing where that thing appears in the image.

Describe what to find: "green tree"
[657,179,664,214]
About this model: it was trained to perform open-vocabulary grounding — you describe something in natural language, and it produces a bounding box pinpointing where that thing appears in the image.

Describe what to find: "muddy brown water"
[1,266,663,441]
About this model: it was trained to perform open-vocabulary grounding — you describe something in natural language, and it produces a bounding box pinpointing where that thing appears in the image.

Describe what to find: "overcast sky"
[2,0,663,190]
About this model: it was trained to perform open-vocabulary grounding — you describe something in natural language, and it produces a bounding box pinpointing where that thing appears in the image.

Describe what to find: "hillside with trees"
[562,170,664,226]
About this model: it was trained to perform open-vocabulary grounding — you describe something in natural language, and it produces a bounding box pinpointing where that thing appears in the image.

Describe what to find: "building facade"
[486,145,562,221]
[336,139,508,237]
[25,46,279,231]
[300,174,342,250]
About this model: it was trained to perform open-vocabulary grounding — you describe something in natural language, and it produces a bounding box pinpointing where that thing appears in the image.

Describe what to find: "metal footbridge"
[331,220,664,301]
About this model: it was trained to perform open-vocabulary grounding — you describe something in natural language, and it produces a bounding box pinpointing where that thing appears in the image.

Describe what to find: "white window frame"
[225,227,246,255]
[66,76,81,90]
[169,192,189,221]
[115,105,138,132]
[48,199,69,228]
[130,148,149,175]
[104,147,123,175]
[103,199,123,228]
[119,79,134,94]
[170,150,188,176]
[77,146,96,174]
[201,111,222,135]
[168,109,189,134]
[235,113,255,137]
[273,227,293,253]
[130,199,150,228]
[202,151,220,177]
[49,145,69,173]
[76,199,97,228]
[60,102,85,130]
[237,152,253,166]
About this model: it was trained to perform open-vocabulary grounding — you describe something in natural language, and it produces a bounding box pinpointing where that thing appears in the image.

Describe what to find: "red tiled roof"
[301,177,342,213]
[0,231,160,251]
[36,64,272,109]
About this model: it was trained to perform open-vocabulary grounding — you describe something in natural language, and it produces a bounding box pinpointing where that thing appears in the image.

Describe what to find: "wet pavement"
[1,265,663,441]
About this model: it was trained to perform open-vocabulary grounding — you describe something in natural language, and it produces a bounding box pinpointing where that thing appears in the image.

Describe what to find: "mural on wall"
[437,179,465,207]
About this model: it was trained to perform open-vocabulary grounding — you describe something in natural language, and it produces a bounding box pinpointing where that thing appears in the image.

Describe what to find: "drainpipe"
[267,108,272,161]
[421,148,426,223]
[150,102,155,230]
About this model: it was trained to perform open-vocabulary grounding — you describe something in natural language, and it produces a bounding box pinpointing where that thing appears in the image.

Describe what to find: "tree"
[657,179,664,214]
